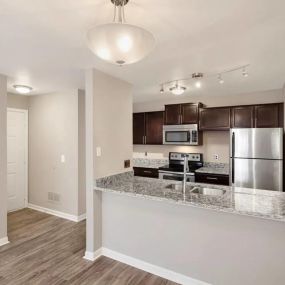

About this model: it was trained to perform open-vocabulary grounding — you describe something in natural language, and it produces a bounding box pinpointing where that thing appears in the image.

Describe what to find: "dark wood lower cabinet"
[195,173,229,186]
[133,167,159,178]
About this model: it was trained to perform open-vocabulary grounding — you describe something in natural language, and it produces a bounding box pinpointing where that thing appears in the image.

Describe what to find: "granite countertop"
[95,172,285,222]
[195,162,230,175]
[133,158,168,169]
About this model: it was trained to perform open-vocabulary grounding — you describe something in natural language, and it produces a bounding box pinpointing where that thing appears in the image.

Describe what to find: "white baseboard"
[84,247,210,285]
[77,213,87,222]
[0,237,9,247]
[83,248,103,261]
[28,203,86,223]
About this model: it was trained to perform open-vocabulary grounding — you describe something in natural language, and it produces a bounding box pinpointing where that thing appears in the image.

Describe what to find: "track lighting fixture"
[159,65,249,95]
[218,74,224,84]
[169,82,186,95]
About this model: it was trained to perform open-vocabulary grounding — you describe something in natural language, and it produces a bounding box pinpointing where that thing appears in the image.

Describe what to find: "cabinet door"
[145,111,164,145]
[255,104,280,128]
[199,107,231,130]
[164,104,181,125]
[133,113,145,144]
[231,106,254,128]
[181,103,199,124]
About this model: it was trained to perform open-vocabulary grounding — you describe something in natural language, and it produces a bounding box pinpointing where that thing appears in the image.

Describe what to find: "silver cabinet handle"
[206,177,218,180]
[143,170,152,174]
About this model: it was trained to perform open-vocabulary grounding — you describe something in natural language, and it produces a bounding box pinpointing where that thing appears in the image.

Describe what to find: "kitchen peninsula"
[86,171,285,285]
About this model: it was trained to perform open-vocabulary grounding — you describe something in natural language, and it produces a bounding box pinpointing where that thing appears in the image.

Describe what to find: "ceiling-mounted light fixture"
[160,85,164,94]
[242,67,249,77]
[218,74,224,84]
[87,0,155,65]
[192,73,203,89]
[13,85,33,94]
[160,65,249,96]
[169,82,186,96]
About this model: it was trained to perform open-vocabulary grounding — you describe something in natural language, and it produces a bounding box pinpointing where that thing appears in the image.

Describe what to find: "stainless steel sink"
[190,187,226,196]
[165,184,226,196]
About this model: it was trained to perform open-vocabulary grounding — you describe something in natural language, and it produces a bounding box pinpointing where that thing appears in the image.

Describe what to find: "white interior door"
[7,109,28,212]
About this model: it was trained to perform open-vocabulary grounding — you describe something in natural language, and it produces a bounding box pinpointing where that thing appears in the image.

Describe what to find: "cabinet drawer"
[195,173,229,186]
[133,167,159,178]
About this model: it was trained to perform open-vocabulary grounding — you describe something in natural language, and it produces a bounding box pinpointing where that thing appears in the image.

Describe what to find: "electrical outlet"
[213,154,219,160]
[124,159,130,168]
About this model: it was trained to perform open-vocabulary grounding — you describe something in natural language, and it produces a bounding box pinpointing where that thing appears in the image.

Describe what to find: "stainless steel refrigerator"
[230,128,283,191]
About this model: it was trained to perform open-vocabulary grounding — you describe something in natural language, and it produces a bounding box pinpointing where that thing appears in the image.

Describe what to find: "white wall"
[0,75,7,241]
[28,90,81,216]
[133,89,284,163]
[102,192,285,285]
[93,69,133,179]
[78,89,86,215]
[85,69,133,257]
[7,93,29,110]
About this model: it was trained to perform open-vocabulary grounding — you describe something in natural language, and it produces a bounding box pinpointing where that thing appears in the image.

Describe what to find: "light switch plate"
[96,147,102,157]
[60,154,65,163]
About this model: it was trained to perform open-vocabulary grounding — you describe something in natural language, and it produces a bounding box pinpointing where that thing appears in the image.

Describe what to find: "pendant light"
[87,0,155,65]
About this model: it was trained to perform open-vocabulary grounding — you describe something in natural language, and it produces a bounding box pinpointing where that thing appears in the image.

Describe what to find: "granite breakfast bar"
[87,172,285,285]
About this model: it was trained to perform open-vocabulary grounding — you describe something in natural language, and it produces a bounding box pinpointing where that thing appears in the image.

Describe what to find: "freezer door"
[230,128,283,159]
[230,158,283,191]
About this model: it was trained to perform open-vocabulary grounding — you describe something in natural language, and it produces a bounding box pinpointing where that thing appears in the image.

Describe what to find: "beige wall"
[28,90,81,216]
[133,89,283,163]
[0,75,7,240]
[103,192,285,285]
[7,93,29,110]
[93,70,133,179]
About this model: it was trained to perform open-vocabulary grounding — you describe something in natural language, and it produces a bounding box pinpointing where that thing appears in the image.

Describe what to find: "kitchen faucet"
[182,154,189,195]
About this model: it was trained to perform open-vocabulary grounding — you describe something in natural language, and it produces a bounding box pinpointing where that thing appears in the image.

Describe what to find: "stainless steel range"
[158,152,203,182]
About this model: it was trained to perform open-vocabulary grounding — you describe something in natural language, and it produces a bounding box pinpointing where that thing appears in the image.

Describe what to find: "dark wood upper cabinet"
[145,111,164,145]
[199,107,231,131]
[164,104,181,125]
[231,106,254,128]
[165,103,202,125]
[255,104,283,128]
[181,103,201,124]
[133,113,145,144]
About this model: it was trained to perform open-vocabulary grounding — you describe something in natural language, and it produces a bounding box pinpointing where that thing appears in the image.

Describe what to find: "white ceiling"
[1,0,285,102]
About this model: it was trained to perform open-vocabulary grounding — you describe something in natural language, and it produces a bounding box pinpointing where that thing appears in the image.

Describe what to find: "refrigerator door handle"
[232,132,235,184]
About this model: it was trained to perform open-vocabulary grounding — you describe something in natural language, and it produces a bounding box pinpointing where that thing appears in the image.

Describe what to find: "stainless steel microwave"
[163,124,199,145]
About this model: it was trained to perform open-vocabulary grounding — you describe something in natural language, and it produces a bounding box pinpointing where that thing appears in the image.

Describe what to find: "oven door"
[159,171,195,182]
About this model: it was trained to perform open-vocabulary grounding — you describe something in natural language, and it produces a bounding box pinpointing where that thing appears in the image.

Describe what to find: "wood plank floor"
[0,209,179,285]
